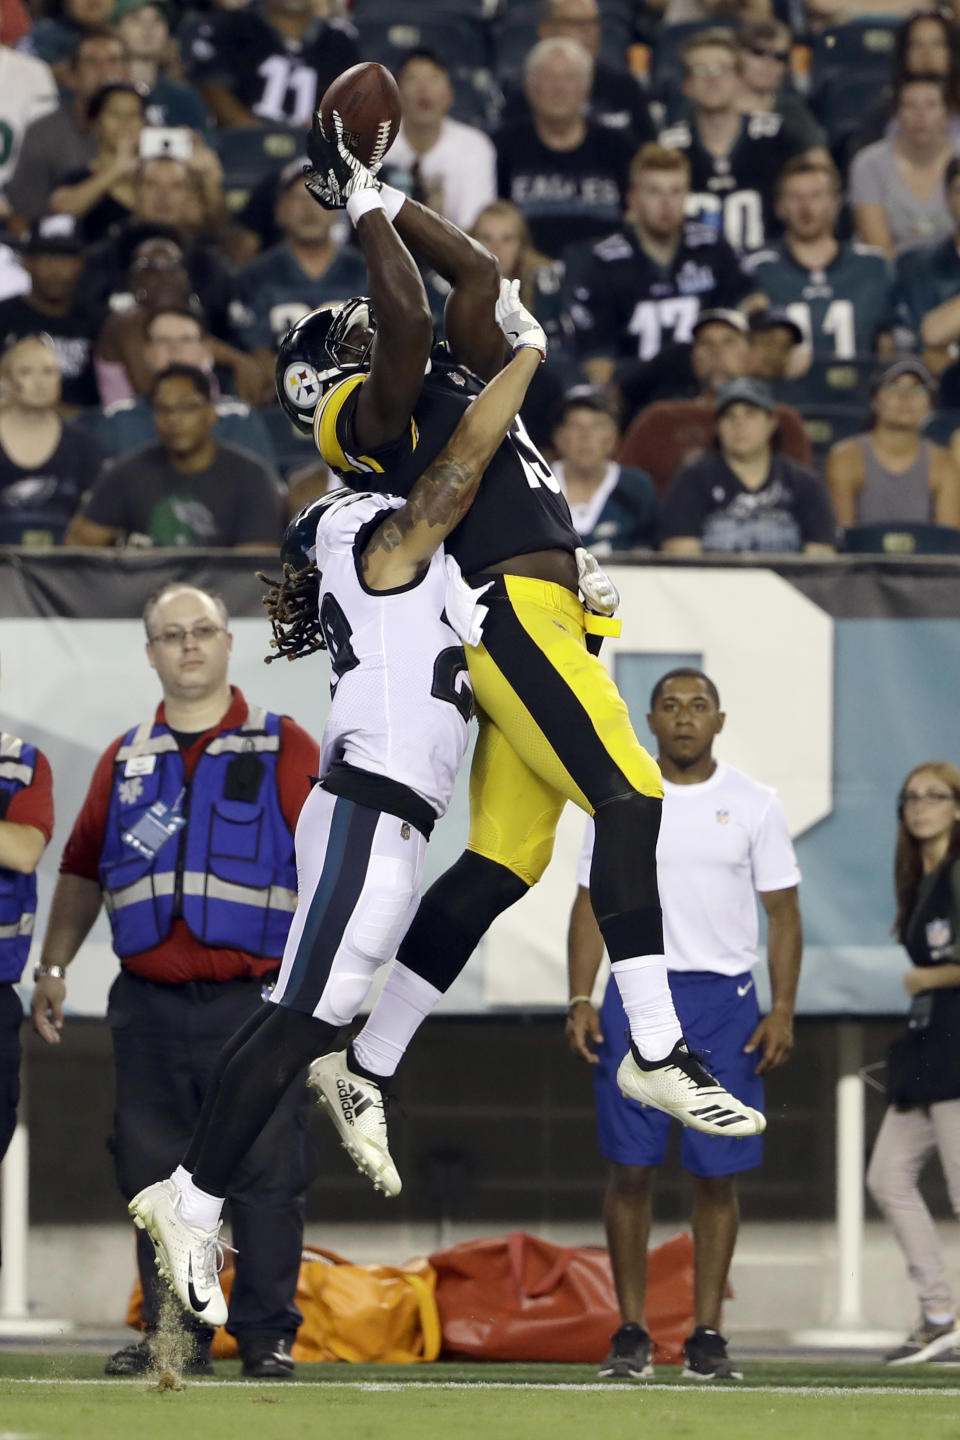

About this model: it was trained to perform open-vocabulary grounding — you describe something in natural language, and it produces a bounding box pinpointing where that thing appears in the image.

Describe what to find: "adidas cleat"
[617,1038,765,1138]
[129,1179,228,1328]
[308,1050,401,1197]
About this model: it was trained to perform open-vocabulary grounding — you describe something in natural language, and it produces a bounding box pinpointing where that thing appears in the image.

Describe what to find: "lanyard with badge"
[120,751,187,859]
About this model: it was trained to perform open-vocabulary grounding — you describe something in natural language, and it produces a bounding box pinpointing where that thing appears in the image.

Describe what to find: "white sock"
[352,963,443,1077]
[927,1311,955,1326]
[611,955,682,1063]
[171,1164,225,1231]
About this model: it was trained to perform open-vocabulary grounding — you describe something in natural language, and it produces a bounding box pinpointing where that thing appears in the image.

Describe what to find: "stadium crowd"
[1,0,960,552]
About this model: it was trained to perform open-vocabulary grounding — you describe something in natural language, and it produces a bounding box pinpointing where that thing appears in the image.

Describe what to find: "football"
[317,62,402,170]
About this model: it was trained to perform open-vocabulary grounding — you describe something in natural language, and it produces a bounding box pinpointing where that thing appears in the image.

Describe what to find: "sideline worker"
[0,695,54,1267]
[567,667,802,1381]
[30,583,319,1378]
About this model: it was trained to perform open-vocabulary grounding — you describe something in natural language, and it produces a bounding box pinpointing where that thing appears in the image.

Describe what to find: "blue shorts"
[593,970,765,1178]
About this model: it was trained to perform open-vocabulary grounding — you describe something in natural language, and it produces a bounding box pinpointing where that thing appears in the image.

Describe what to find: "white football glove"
[575,547,620,616]
[495,277,546,361]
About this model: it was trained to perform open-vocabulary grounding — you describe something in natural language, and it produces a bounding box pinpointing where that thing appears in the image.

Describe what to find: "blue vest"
[99,707,299,962]
[0,734,40,983]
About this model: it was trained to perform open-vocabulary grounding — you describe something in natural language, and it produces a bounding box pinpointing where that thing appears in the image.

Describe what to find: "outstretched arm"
[360,280,544,590]
[390,196,507,382]
[304,112,434,451]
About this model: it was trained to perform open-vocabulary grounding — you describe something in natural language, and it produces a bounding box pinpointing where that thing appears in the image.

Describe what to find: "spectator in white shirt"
[0,43,58,218]
[383,49,497,233]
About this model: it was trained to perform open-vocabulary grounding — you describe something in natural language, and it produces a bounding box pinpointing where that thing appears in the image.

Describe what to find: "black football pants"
[107,970,310,1347]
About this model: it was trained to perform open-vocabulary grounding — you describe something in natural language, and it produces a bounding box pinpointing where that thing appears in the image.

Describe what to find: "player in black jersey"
[658,28,808,253]
[273,111,766,1156]
[567,143,752,388]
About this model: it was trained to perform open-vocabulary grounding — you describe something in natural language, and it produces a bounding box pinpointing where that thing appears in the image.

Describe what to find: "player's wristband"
[378,183,407,221]
[346,189,386,225]
[567,994,594,1010]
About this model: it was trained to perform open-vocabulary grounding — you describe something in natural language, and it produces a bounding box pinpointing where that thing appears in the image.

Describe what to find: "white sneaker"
[617,1038,765,1138]
[129,1179,228,1328]
[307,1050,401,1197]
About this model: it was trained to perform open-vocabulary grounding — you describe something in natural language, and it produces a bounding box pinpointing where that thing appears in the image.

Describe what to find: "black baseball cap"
[715,377,776,415]
[871,357,936,396]
[19,214,84,255]
[748,306,804,345]
[554,384,619,425]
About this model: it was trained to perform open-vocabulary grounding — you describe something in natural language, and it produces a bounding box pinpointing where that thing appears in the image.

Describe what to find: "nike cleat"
[617,1038,765,1137]
[129,1179,228,1328]
[308,1050,401,1197]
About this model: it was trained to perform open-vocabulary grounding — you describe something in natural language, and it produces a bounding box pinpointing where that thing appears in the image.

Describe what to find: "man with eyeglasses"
[66,364,283,547]
[94,305,274,463]
[31,581,320,1379]
[659,28,808,252]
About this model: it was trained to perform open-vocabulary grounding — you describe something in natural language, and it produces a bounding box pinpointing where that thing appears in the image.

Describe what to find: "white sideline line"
[3,1378,960,1396]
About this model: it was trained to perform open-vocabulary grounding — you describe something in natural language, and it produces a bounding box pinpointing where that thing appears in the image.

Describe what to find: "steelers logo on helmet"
[283,362,322,410]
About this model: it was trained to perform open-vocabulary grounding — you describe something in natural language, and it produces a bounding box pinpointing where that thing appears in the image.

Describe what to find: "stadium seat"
[842,522,960,555]
[922,409,960,448]
[797,402,865,467]
[774,356,875,411]
[259,406,318,479]
[214,127,302,215]
[351,0,499,20]
[809,17,899,100]
[353,12,499,126]
[0,513,68,545]
[813,73,888,164]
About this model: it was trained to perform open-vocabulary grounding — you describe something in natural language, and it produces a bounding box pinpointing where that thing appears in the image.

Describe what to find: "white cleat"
[617,1038,766,1138]
[308,1050,401,1198]
[129,1179,228,1328]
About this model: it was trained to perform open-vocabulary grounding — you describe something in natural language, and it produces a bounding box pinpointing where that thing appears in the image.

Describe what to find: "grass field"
[4,1355,960,1440]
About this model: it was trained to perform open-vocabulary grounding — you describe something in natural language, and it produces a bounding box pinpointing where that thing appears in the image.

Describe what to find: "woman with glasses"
[866,760,960,1365]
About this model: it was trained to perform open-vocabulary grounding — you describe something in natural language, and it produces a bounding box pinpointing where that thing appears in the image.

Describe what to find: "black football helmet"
[275,299,376,435]
[280,488,375,572]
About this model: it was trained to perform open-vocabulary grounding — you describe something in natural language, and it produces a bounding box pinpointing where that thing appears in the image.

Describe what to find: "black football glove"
[303,108,381,211]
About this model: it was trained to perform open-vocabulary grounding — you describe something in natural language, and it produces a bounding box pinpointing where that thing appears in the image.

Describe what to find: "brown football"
[318,62,402,169]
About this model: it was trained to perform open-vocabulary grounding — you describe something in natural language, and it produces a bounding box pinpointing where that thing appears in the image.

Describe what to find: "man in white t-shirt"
[382,49,496,233]
[567,666,802,1382]
[0,43,58,215]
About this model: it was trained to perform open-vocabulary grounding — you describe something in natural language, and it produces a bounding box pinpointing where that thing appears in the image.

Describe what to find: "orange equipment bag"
[429,1229,698,1364]
[126,1243,441,1363]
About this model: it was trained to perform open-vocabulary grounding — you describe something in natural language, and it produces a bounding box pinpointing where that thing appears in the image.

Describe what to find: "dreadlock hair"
[258,563,324,663]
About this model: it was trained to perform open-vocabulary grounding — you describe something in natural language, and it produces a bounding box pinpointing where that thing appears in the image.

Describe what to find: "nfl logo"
[400,822,411,841]
[716,809,730,825]
[926,917,952,951]
[283,362,321,409]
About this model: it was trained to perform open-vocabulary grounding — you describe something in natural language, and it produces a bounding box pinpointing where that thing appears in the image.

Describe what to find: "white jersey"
[0,49,58,196]
[578,761,801,976]
[314,492,479,818]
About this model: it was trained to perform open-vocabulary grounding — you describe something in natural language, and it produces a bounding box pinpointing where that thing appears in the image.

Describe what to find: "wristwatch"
[33,964,65,981]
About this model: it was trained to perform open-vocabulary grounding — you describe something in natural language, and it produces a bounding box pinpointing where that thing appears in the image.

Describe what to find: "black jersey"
[658,112,805,253]
[311,347,579,576]
[568,221,751,362]
[188,7,360,126]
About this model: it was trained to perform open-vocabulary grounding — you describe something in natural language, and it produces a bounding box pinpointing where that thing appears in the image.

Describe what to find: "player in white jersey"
[127,279,547,1328]
[566,668,802,1382]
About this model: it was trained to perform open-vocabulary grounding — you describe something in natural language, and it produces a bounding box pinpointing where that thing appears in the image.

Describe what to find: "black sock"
[190,1005,338,1196]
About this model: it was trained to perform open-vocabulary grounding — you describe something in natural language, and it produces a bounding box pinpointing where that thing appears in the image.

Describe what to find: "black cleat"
[682,1325,743,1380]
[598,1322,654,1379]
[240,1336,296,1378]
[104,1336,214,1377]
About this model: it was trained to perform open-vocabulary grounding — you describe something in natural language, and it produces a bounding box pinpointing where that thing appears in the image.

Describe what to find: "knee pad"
[591,791,663,960]
[397,852,529,992]
[315,960,380,1028]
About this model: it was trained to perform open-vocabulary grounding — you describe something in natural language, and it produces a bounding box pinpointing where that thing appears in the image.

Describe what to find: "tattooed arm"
[360,342,542,592]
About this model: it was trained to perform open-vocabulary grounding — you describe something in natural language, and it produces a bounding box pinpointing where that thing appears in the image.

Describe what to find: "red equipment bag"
[430,1229,699,1364]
